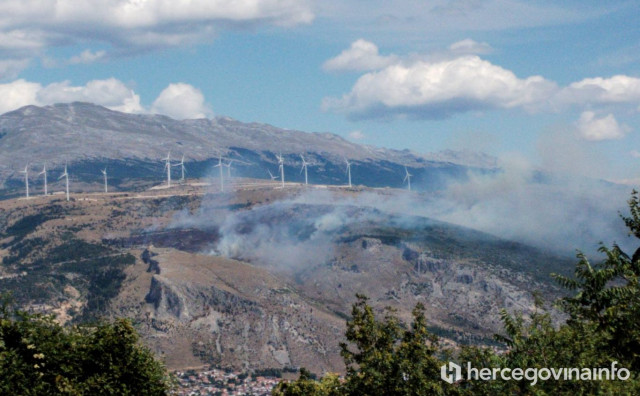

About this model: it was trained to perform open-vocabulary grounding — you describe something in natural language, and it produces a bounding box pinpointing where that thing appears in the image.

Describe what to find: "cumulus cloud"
[151,83,213,120]
[0,78,216,118]
[630,150,640,158]
[575,111,629,141]
[323,55,556,119]
[37,79,143,113]
[0,78,220,119]
[324,40,640,122]
[322,39,398,72]
[558,75,640,106]
[0,78,142,114]
[0,0,313,63]
[0,79,40,114]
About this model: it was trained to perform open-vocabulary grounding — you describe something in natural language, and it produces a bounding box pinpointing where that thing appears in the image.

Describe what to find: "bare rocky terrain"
[0,181,574,374]
[0,102,496,198]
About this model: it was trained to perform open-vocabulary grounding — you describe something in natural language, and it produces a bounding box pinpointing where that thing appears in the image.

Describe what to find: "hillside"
[0,102,496,197]
[0,182,575,373]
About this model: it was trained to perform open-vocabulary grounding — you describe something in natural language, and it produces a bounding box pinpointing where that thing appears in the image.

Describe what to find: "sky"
[1,0,639,182]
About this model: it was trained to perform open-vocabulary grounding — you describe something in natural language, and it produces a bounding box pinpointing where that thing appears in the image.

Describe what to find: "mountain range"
[0,102,496,194]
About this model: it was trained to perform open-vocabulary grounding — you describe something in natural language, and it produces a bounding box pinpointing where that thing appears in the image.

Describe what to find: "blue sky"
[1,0,639,182]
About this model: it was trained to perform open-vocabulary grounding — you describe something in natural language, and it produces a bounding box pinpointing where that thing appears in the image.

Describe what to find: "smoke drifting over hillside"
[423,170,631,255]
[169,160,633,273]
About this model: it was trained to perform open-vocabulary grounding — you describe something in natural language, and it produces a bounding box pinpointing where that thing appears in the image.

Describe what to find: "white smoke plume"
[170,160,634,272]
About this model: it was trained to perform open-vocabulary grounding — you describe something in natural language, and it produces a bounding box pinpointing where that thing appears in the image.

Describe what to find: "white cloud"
[0,78,218,119]
[36,78,143,113]
[558,75,640,105]
[68,49,106,65]
[318,1,599,42]
[575,111,629,141]
[0,0,313,62]
[630,150,640,158]
[151,83,213,120]
[0,79,41,114]
[0,78,142,114]
[323,55,556,119]
[324,40,640,120]
[348,130,365,140]
[322,39,398,72]
[449,39,492,55]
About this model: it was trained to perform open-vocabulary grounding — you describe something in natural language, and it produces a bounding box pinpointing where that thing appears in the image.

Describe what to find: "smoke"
[169,156,634,273]
[423,166,632,255]
[213,202,341,270]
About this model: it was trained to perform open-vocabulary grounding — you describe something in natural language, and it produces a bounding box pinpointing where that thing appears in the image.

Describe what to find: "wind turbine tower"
[163,151,172,187]
[20,165,29,198]
[173,154,186,182]
[276,153,285,188]
[39,164,47,196]
[345,159,352,188]
[403,167,412,191]
[225,160,233,178]
[300,155,308,185]
[214,155,224,192]
[102,168,108,193]
[59,164,69,201]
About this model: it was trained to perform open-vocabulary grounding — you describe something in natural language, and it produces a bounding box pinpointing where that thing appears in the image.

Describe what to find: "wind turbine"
[300,154,308,185]
[224,160,233,178]
[20,165,29,198]
[276,153,285,188]
[39,164,47,196]
[214,155,224,192]
[173,154,186,182]
[345,158,352,188]
[101,168,108,193]
[267,169,278,180]
[59,163,69,201]
[163,151,172,187]
[403,167,412,191]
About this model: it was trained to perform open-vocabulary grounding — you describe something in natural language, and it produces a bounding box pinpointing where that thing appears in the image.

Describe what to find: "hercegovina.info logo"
[440,361,631,386]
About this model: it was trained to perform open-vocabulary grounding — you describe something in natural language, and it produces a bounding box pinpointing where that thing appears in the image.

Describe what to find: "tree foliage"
[0,296,170,395]
[274,295,458,396]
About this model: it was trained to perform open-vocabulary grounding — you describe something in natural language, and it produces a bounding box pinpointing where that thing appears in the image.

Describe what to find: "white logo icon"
[441,362,462,384]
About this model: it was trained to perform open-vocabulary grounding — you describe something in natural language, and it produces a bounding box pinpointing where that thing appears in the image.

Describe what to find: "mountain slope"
[0,185,574,372]
[0,102,496,194]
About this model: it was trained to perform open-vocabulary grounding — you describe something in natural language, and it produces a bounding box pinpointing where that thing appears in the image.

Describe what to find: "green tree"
[272,368,342,396]
[0,296,171,395]
[274,295,457,396]
[459,191,640,394]
[551,194,640,371]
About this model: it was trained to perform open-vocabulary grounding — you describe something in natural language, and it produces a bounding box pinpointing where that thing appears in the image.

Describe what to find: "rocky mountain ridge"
[0,102,496,192]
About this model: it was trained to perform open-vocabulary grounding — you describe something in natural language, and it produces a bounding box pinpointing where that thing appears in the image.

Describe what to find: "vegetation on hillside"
[274,192,640,395]
[1,234,135,319]
[0,296,171,395]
